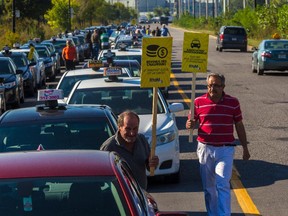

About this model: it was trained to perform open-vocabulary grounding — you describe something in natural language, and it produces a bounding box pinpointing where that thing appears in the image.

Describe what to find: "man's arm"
[235,120,250,160]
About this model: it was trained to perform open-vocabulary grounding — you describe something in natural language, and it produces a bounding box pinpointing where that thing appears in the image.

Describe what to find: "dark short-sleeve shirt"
[100,131,150,189]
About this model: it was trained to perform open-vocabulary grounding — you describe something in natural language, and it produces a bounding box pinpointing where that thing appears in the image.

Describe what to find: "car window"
[0,176,128,216]
[0,61,12,74]
[224,28,246,35]
[264,41,288,50]
[68,87,165,115]
[11,56,28,67]
[58,74,103,97]
[0,118,114,152]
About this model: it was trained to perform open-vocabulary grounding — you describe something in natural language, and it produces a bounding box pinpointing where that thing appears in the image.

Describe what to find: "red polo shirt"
[189,92,243,145]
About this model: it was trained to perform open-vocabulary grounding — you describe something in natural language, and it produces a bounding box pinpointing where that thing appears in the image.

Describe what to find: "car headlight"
[4,81,17,89]
[156,131,176,146]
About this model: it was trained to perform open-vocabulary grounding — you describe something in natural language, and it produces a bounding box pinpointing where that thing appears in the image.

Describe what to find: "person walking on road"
[160,24,171,37]
[91,29,100,59]
[62,39,77,71]
[186,72,250,216]
[100,110,159,190]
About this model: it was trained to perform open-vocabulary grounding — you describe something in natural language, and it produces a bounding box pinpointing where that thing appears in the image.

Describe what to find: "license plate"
[232,38,237,41]
[278,54,286,59]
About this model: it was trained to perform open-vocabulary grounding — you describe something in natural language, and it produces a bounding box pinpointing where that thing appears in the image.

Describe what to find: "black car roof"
[0,105,113,124]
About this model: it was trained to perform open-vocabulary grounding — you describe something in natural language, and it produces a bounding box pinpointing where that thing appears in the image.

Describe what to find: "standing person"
[155,26,161,37]
[100,111,159,190]
[62,39,77,71]
[186,73,250,216]
[160,24,171,37]
[91,29,100,59]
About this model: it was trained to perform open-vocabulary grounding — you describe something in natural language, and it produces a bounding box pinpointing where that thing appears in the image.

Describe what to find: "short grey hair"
[206,73,225,86]
[118,110,140,127]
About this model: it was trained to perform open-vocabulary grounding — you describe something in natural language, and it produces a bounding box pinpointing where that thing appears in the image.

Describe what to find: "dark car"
[0,90,118,152]
[40,41,61,73]
[0,57,24,108]
[216,26,248,52]
[0,150,188,216]
[251,39,288,75]
[0,51,36,96]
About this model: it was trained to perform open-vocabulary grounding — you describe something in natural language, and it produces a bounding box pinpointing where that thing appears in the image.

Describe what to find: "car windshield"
[0,61,13,74]
[58,74,103,97]
[11,56,28,67]
[68,87,165,115]
[224,28,246,35]
[36,48,49,58]
[0,118,114,152]
[100,55,142,65]
[0,176,128,216]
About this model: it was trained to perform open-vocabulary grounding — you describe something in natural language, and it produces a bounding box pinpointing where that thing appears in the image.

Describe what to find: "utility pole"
[12,0,15,33]
[68,0,71,31]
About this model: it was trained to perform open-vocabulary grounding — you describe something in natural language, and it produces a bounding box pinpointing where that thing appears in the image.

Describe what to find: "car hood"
[138,113,175,136]
[0,74,16,82]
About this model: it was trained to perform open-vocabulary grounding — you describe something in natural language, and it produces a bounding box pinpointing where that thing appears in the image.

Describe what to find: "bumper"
[146,139,180,177]
[220,42,247,50]
[262,60,288,71]
[5,88,17,105]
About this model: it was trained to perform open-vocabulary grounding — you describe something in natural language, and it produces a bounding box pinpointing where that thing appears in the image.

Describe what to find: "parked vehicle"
[0,150,188,216]
[0,57,24,108]
[0,50,36,96]
[252,39,288,75]
[216,26,248,52]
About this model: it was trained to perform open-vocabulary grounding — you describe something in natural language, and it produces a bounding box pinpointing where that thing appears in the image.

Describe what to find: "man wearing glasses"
[186,72,250,216]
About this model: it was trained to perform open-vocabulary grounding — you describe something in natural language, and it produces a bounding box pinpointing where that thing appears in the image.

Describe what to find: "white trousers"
[197,142,235,216]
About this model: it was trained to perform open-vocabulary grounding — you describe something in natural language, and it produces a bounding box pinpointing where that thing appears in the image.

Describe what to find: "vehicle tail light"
[219,33,224,41]
[261,52,272,58]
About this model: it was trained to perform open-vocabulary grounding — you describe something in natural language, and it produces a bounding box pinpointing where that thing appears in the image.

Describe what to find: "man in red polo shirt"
[62,39,77,70]
[186,73,250,216]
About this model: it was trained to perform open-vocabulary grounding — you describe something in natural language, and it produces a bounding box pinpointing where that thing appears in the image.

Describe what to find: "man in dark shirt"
[100,110,159,189]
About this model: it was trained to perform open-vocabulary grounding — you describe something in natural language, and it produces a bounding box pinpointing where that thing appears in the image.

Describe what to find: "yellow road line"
[171,73,261,215]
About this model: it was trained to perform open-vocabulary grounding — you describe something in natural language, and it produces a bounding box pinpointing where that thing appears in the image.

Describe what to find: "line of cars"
[0,25,187,214]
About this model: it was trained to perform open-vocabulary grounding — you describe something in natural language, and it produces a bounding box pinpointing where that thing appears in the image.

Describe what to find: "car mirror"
[168,103,184,113]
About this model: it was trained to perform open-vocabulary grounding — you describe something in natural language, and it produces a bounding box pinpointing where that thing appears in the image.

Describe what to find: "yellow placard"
[141,37,172,88]
[182,32,209,73]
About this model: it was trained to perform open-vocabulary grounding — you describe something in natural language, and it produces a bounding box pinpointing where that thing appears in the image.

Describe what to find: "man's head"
[206,73,225,101]
[118,111,140,144]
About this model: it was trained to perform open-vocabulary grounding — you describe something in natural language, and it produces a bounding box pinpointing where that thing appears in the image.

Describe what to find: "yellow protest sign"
[141,37,172,88]
[182,32,209,73]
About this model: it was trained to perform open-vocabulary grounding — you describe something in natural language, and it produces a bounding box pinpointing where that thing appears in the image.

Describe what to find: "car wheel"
[252,59,257,73]
[257,63,264,75]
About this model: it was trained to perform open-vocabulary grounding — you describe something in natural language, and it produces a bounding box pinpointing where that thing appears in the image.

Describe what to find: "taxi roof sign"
[37,89,64,101]
[87,60,103,68]
[103,67,122,77]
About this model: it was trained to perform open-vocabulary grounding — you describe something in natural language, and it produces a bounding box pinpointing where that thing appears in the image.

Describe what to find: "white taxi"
[66,70,184,182]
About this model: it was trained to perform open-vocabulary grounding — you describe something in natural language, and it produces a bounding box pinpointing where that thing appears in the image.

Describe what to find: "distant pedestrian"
[62,39,77,70]
[91,29,100,59]
[160,24,171,37]
[155,26,161,37]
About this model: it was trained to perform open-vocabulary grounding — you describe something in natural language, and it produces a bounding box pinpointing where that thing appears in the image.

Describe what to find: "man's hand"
[186,119,196,129]
[149,155,159,168]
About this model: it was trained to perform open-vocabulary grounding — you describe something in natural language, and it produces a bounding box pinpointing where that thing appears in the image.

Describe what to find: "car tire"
[252,59,257,73]
[241,47,247,52]
[257,63,264,75]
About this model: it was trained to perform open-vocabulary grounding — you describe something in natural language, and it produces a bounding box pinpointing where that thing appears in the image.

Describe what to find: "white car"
[56,67,134,103]
[98,48,142,65]
[66,77,184,182]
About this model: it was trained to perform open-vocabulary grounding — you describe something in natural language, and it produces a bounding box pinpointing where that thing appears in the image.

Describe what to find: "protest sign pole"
[150,87,158,176]
[188,72,196,143]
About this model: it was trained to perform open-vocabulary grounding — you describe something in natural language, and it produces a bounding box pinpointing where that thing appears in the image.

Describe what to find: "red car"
[0,150,188,216]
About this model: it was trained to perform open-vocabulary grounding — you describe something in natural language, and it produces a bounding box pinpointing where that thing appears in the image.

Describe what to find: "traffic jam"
[0,25,190,216]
